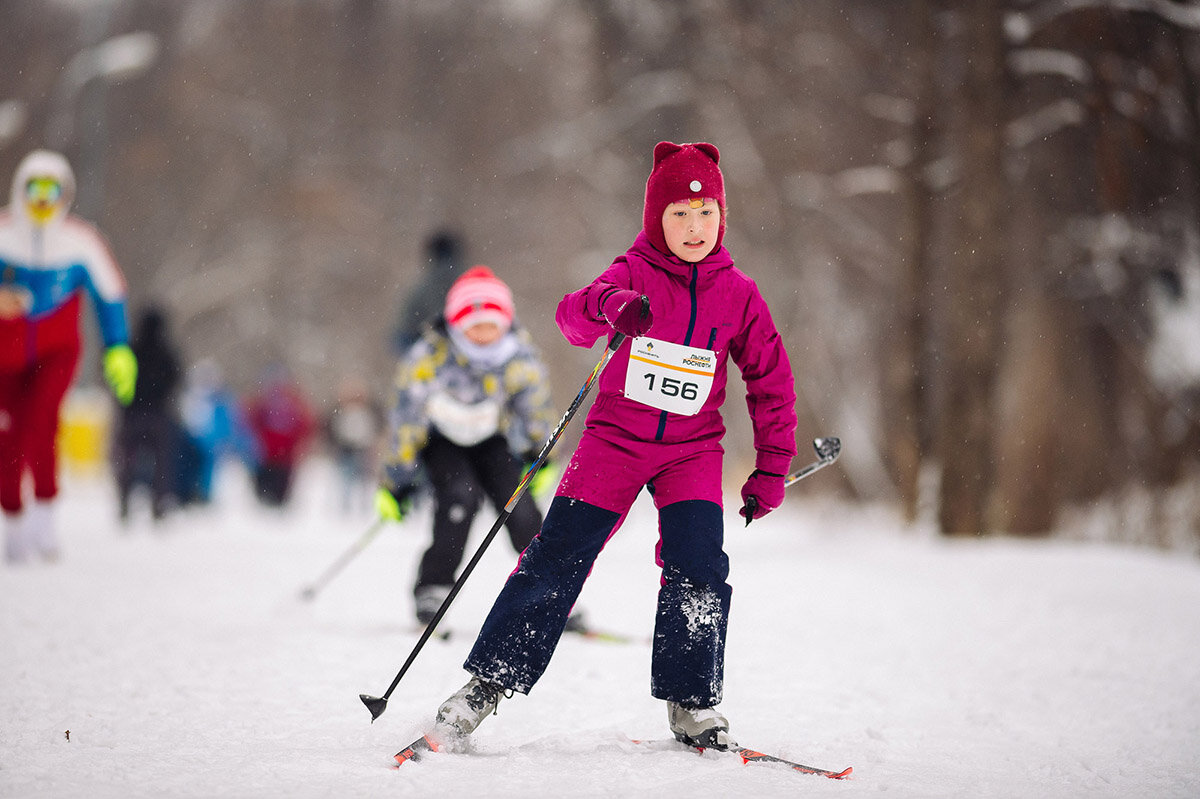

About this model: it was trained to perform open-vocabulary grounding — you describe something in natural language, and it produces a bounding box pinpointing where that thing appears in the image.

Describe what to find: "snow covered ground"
[3,458,1200,798]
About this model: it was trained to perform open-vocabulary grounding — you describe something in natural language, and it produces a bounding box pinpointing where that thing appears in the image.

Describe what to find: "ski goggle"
[25,177,64,223]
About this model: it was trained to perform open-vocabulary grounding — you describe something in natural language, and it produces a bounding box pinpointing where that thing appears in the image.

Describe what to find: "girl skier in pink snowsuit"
[436,141,798,750]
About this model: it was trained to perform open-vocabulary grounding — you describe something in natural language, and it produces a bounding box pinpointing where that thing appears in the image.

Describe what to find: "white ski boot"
[434,676,505,741]
[4,511,30,563]
[667,701,737,750]
[27,500,59,561]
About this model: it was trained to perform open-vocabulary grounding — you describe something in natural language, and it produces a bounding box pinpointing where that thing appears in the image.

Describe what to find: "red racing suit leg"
[0,343,80,514]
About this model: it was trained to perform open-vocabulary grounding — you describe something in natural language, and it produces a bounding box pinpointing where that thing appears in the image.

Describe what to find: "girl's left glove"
[103,344,138,406]
[739,469,785,526]
[375,484,416,522]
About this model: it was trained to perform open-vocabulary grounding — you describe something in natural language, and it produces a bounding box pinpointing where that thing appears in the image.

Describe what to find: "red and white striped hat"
[444,265,515,332]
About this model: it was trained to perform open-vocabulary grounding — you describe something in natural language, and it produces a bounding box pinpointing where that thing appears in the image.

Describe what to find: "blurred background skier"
[176,358,254,507]
[376,265,559,626]
[0,150,137,562]
[113,304,183,524]
[393,230,466,354]
[325,374,383,516]
[243,364,315,508]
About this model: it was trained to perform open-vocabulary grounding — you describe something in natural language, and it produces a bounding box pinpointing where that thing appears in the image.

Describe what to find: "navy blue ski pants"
[464,495,731,707]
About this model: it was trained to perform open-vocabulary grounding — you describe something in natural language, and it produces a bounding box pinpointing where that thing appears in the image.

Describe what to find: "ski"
[714,744,852,779]
[636,737,852,780]
[393,733,439,766]
[393,732,851,780]
[562,615,646,645]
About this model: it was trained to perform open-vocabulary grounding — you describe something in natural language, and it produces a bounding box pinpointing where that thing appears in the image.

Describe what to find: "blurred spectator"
[394,230,465,354]
[177,358,254,506]
[1,150,136,562]
[113,306,183,522]
[325,375,383,515]
[244,365,315,507]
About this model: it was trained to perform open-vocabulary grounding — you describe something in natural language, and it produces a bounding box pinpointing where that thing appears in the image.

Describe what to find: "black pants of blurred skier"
[254,462,295,507]
[416,433,542,604]
[115,411,178,521]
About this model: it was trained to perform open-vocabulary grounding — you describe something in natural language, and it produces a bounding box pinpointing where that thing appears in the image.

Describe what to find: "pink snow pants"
[556,424,725,513]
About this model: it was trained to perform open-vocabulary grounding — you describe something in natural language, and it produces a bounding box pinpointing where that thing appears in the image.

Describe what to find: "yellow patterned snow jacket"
[381,318,556,491]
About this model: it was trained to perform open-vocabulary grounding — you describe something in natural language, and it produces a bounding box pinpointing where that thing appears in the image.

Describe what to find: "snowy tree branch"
[1007,0,1200,43]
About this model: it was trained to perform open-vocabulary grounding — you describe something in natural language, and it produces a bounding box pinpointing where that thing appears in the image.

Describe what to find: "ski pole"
[360,330,631,722]
[743,436,841,523]
[785,436,841,487]
[298,517,388,602]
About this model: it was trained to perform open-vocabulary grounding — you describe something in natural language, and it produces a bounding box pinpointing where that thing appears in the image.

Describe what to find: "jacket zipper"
[654,265,700,441]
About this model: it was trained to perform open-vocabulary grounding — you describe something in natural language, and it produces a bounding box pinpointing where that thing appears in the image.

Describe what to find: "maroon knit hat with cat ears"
[642,141,726,256]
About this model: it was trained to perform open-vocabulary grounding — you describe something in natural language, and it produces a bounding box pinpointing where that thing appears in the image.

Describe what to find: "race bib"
[623,337,716,416]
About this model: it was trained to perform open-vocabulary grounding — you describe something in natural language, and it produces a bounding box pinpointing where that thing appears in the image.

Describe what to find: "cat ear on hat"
[653,141,684,165]
[693,142,720,164]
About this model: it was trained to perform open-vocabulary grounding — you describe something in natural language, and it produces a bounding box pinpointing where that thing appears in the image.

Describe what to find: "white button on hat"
[689,180,702,192]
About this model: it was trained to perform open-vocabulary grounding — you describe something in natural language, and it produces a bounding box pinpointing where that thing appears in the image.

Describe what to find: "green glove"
[103,344,137,406]
[526,460,560,503]
[375,486,413,522]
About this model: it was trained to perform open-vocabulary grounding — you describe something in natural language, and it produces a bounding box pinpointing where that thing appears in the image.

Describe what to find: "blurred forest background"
[3,0,1200,548]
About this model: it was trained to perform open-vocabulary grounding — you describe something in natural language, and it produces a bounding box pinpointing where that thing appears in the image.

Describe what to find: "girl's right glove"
[739,469,785,526]
[599,289,653,337]
[522,458,561,503]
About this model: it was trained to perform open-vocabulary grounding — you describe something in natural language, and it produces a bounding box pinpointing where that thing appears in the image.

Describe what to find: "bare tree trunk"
[938,0,1007,535]
[886,0,939,523]
[990,290,1063,534]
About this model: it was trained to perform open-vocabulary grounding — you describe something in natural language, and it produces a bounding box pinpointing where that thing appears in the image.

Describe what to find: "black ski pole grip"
[742,496,758,526]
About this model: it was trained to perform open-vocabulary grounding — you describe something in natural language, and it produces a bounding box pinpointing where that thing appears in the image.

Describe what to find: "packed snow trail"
[2,460,1199,797]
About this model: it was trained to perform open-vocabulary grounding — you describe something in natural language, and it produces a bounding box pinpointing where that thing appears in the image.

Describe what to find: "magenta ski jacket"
[556,231,797,476]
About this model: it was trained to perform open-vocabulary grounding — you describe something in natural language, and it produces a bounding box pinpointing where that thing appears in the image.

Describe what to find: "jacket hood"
[10,149,76,226]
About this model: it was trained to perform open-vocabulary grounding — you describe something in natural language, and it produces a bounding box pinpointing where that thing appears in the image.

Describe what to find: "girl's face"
[462,321,503,346]
[661,199,721,262]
